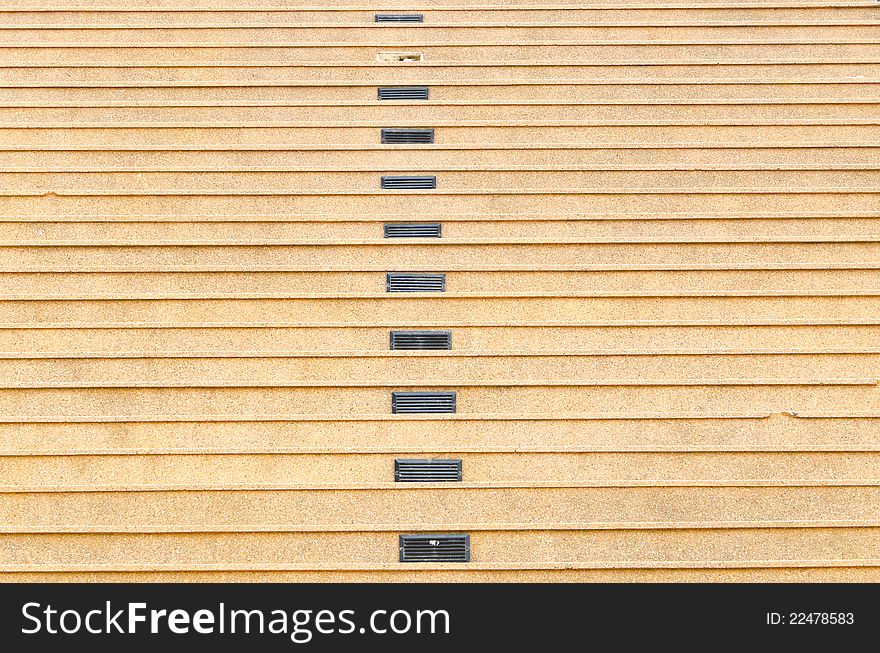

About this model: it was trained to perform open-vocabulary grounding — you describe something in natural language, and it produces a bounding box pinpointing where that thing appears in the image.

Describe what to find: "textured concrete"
[1,1,879,582]
[4,148,879,172]
[5,270,880,299]
[5,82,880,102]
[2,243,877,270]
[1,296,877,327]
[2,324,880,356]
[4,8,877,27]
[2,529,880,569]
[3,126,878,150]
[0,353,878,388]
[3,415,879,456]
[4,486,880,532]
[4,568,880,583]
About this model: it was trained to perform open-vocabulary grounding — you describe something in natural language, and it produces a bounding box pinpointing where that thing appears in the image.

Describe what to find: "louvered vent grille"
[381,128,435,144]
[392,391,457,414]
[395,459,462,482]
[400,534,470,562]
[384,223,442,238]
[390,330,452,350]
[386,272,446,292]
[376,14,424,23]
[378,86,430,100]
[381,175,436,189]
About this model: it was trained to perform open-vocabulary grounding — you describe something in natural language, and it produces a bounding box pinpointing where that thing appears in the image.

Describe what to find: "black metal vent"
[381,128,435,144]
[384,223,442,238]
[376,14,424,23]
[381,175,436,189]
[400,534,470,562]
[377,52,423,63]
[395,459,462,482]
[378,86,430,100]
[386,272,446,292]
[390,330,452,350]
[392,391,457,414]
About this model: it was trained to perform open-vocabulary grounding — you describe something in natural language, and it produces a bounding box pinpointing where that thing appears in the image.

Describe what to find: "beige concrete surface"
[3,529,880,569]
[0,415,877,456]
[4,452,880,491]
[1,1,878,582]
[2,325,880,357]
[4,568,880,583]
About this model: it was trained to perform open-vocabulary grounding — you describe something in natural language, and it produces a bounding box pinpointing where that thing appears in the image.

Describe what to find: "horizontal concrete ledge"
[5,519,880,568]
[3,79,878,87]
[8,481,880,494]
[11,408,880,416]
[3,237,877,246]
[0,144,878,151]
[8,5,873,11]
[2,60,876,72]
[8,21,880,29]
[4,349,880,359]
[5,422,880,451]
[6,36,880,45]
[6,117,880,127]
[11,234,880,243]
[9,100,879,108]
[7,292,880,301]
[11,527,880,569]
[1,413,878,424]
[3,188,879,196]
[2,5,879,27]
[0,318,880,330]
[1,215,875,235]
[10,447,880,455]
[6,568,878,582]
[4,37,880,47]
[0,171,880,188]
[8,54,880,66]
[1,212,876,221]
[4,55,880,67]
[1,322,878,340]
[6,165,880,174]
[7,320,880,329]
[2,297,880,328]
[6,81,879,90]
[5,120,880,127]
[0,380,880,410]
[3,373,877,386]
[4,415,878,456]
[0,380,877,390]
[1,353,878,387]
[3,351,879,361]
[5,561,880,573]
[9,447,880,456]
[8,320,880,329]
[2,3,874,11]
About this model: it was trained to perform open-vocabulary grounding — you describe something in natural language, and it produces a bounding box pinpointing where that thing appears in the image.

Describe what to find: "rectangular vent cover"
[384,223,442,238]
[386,272,446,292]
[376,14,424,23]
[378,86,430,100]
[381,175,436,189]
[400,534,470,562]
[392,391,457,414]
[381,128,435,144]
[377,52,423,63]
[390,330,452,350]
[395,459,462,482]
